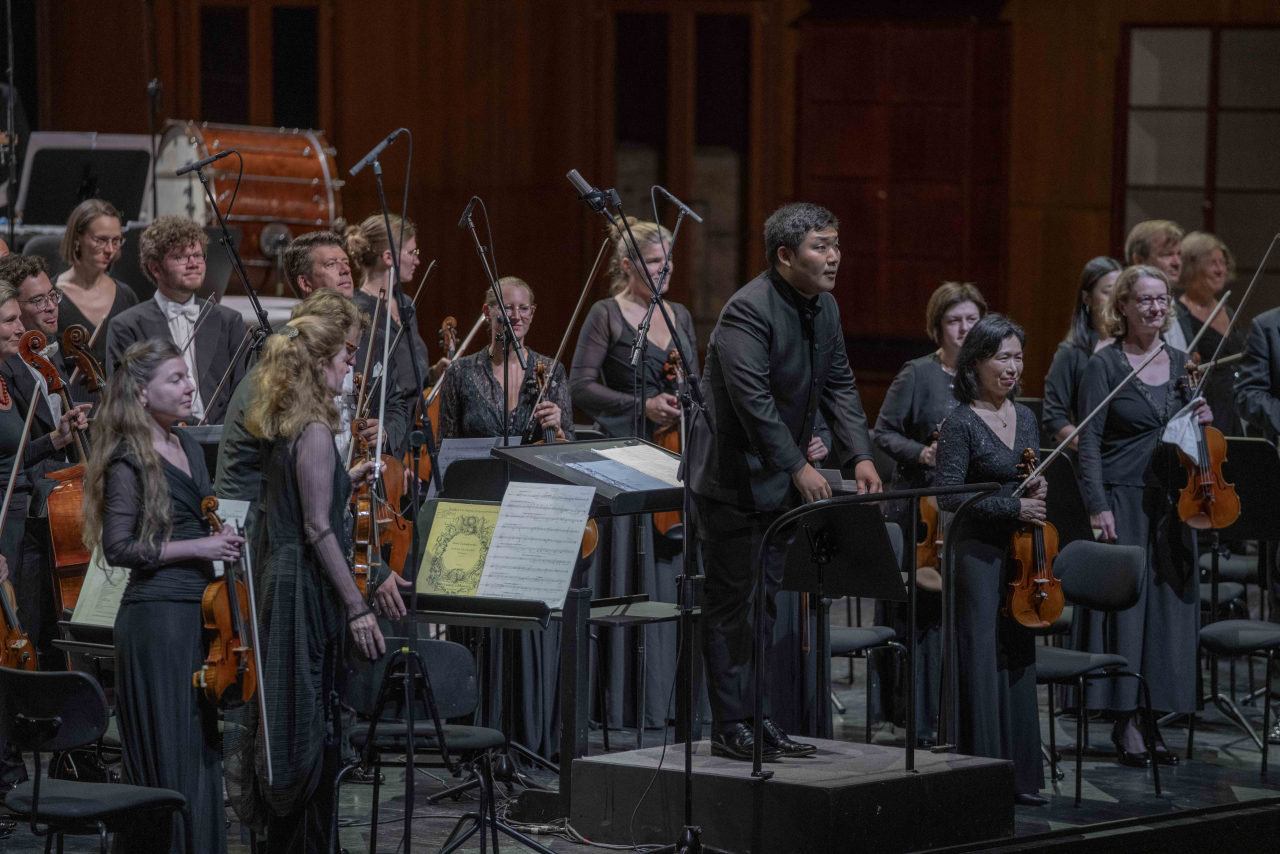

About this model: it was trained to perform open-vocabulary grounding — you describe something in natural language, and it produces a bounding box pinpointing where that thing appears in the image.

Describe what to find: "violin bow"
[196,326,254,427]
[178,291,221,360]
[1013,342,1167,497]
[421,312,486,410]
[523,238,610,434]
[353,261,438,417]
[1193,232,1280,393]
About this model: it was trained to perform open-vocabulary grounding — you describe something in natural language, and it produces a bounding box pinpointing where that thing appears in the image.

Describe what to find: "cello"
[195,496,274,784]
[1004,449,1064,628]
[652,348,685,536]
[19,331,93,613]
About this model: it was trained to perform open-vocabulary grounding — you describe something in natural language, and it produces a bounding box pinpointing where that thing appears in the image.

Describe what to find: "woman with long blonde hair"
[83,338,243,854]
[225,315,381,852]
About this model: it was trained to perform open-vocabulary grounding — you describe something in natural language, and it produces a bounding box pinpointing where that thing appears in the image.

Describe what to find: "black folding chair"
[0,668,194,854]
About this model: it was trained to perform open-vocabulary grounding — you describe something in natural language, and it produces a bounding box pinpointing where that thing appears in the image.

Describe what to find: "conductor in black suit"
[686,202,882,760]
[1234,305,1280,629]
[104,216,250,425]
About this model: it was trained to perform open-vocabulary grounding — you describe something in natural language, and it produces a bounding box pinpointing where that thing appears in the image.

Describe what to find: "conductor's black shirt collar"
[767,266,822,339]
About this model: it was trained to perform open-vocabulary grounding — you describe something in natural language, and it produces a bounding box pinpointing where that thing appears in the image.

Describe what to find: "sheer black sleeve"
[101,459,163,572]
[295,422,364,611]
[570,301,635,421]
[1076,354,1112,515]
[872,361,926,465]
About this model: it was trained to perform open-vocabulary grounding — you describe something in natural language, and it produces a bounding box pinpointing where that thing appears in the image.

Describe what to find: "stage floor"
[3,631,1277,852]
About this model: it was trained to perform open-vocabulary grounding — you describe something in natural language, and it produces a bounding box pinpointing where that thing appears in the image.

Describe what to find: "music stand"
[778,502,907,738]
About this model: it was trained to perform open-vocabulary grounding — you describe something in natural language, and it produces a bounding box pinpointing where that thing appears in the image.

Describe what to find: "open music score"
[70,550,131,627]
[416,482,596,609]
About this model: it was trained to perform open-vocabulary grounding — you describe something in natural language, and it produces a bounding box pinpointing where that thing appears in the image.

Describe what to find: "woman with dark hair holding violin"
[934,312,1046,805]
[82,338,245,854]
[1077,265,1209,768]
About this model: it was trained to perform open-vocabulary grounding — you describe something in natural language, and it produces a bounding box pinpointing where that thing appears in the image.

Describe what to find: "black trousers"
[690,491,794,725]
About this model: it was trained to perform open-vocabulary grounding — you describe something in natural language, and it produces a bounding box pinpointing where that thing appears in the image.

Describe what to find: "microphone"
[349,128,406,176]
[457,196,478,229]
[567,169,608,213]
[175,150,232,176]
[655,185,703,223]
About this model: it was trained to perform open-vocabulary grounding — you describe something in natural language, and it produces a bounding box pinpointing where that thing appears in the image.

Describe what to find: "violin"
[1005,449,1064,629]
[19,330,92,614]
[351,417,381,597]
[530,362,599,560]
[653,348,685,537]
[194,497,256,706]
[409,315,463,484]
[1176,356,1240,530]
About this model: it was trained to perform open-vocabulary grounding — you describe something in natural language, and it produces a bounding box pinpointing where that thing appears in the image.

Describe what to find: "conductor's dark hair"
[1065,256,1123,352]
[764,203,839,265]
[953,313,1026,405]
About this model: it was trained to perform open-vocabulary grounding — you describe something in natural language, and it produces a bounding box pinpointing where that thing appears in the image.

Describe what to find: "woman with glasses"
[55,198,140,368]
[344,214,448,402]
[1077,265,1210,768]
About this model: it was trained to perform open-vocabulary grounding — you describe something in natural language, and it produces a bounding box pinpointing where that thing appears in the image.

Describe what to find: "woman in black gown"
[82,339,245,854]
[1042,256,1122,447]
[228,315,383,853]
[436,276,571,757]
[1171,232,1242,435]
[54,199,140,380]
[1078,264,1208,767]
[935,313,1047,804]
[570,217,701,732]
[870,281,984,742]
[438,277,572,444]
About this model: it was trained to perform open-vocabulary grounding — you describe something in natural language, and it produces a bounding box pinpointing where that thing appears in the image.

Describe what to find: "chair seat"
[1199,551,1259,583]
[350,722,505,753]
[4,779,185,824]
[1200,582,1245,607]
[1199,619,1280,656]
[1035,646,1128,682]
[829,625,897,656]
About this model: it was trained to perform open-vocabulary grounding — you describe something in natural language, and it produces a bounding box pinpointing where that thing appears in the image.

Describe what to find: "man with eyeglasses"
[105,216,250,425]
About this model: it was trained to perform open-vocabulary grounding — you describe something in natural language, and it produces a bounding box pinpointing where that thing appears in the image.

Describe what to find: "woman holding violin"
[438,277,572,443]
[1077,265,1208,768]
[230,316,382,852]
[82,339,244,853]
[870,281,985,743]
[934,313,1046,805]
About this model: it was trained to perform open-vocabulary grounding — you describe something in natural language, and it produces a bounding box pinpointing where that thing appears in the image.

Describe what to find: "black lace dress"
[225,423,359,852]
[109,431,225,854]
[935,402,1043,795]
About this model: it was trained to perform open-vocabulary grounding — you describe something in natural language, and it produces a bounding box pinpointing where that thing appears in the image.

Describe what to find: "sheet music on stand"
[491,438,682,516]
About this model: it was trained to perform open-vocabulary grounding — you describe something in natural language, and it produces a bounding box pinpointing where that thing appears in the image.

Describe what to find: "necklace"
[977,399,1009,428]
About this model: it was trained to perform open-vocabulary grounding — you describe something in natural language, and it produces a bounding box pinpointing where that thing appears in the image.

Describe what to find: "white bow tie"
[165,301,202,323]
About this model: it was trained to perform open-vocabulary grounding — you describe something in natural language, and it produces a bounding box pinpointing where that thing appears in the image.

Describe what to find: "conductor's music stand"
[778,502,907,738]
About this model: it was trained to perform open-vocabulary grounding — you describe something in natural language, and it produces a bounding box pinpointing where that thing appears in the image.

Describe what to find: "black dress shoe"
[711,722,779,762]
[1152,746,1179,766]
[1111,737,1151,768]
[1014,793,1049,806]
[761,718,817,757]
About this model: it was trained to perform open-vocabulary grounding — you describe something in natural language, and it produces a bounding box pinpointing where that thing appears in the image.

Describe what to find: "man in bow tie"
[105,216,250,425]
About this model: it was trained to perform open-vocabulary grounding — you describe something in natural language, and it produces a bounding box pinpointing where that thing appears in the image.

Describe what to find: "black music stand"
[778,502,907,738]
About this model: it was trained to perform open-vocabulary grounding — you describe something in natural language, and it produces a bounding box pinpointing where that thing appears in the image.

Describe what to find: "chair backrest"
[442,457,508,501]
[1219,437,1280,542]
[0,668,108,752]
[21,234,67,280]
[346,638,478,722]
[1053,540,1144,613]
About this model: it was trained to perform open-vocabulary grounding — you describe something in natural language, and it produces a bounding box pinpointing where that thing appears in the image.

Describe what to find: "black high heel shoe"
[1111,735,1151,768]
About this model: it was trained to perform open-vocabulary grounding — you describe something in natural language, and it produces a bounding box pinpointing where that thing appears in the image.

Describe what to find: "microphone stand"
[572,179,711,854]
[4,0,15,247]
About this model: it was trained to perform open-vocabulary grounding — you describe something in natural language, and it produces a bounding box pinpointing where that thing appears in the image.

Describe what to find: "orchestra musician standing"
[870,281,985,743]
[686,203,881,759]
[934,313,1046,804]
[570,217,701,733]
[1077,265,1210,766]
[1125,220,1188,351]
[53,198,140,378]
[105,216,250,425]
[1041,257,1122,449]
[83,339,245,854]
[227,316,383,853]
[0,256,92,667]
[1172,232,1243,435]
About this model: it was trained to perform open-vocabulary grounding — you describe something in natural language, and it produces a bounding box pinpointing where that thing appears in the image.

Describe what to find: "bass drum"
[154,120,343,291]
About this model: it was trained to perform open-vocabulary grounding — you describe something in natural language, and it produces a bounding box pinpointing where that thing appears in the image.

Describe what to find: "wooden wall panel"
[1001,0,1280,395]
